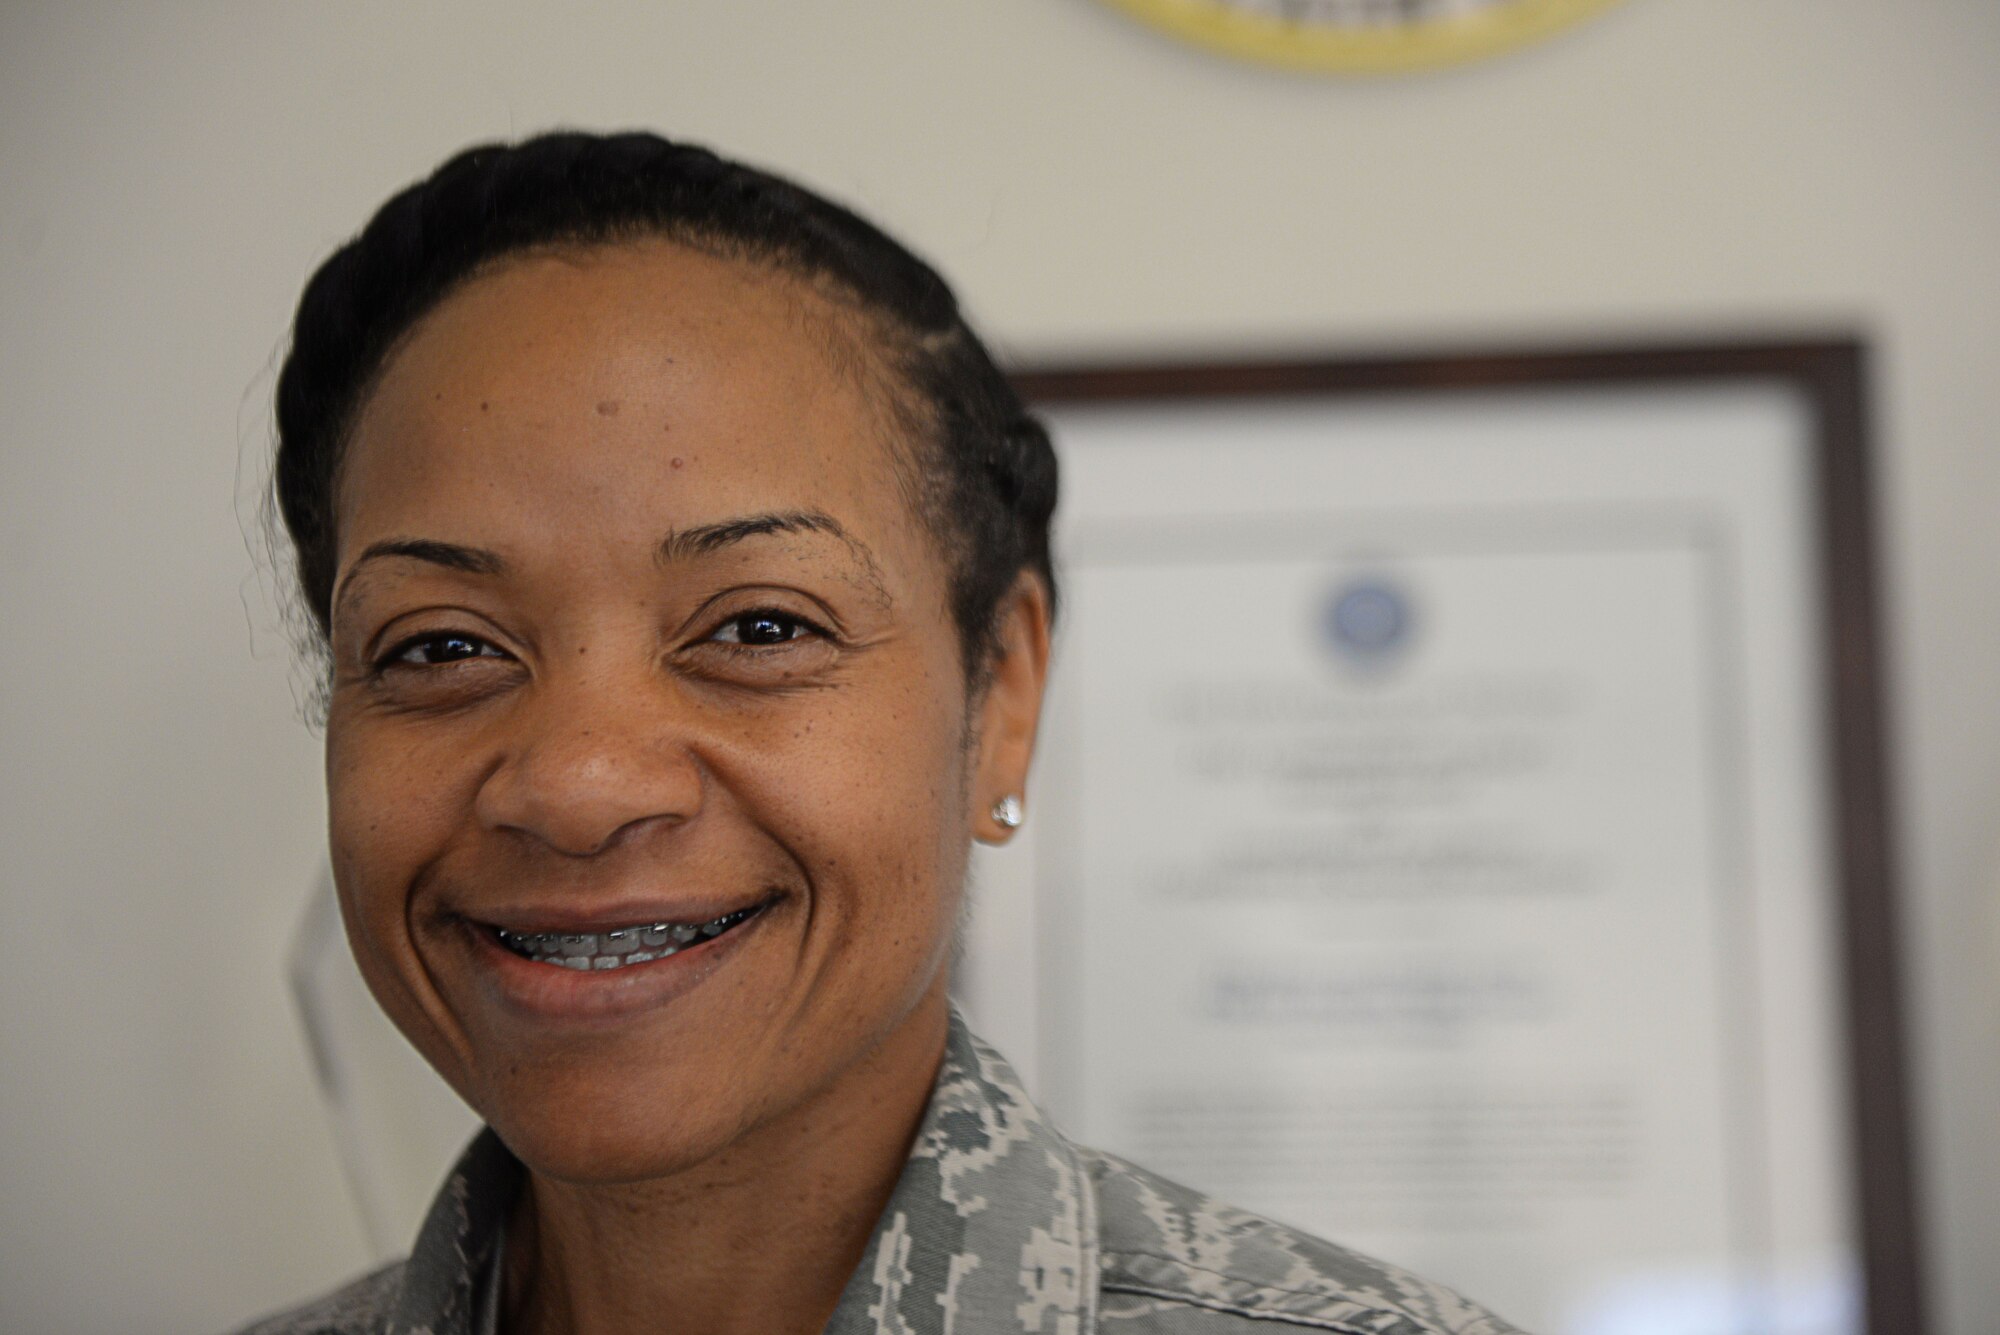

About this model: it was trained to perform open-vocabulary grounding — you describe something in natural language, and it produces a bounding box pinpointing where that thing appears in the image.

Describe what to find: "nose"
[474,664,704,858]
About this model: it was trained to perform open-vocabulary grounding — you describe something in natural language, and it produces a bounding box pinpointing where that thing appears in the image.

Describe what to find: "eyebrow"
[331,510,884,621]
[656,509,855,563]
[660,509,891,606]
[333,538,506,620]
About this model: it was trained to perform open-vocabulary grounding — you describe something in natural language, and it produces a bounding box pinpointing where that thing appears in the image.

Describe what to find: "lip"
[457,895,781,1025]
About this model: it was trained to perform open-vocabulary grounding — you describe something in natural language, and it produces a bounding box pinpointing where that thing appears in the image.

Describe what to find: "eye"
[706,610,822,647]
[380,631,508,668]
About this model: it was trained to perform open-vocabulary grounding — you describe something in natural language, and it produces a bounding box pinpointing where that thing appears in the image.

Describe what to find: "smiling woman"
[237,131,1524,1335]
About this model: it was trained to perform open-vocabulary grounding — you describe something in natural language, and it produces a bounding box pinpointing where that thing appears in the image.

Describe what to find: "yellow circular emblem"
[1095,0,1625,74]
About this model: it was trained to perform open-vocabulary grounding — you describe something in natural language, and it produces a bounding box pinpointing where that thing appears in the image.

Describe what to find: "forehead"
[337,240,923,569]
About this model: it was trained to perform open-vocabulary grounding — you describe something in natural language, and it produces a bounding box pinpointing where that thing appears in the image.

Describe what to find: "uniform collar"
[825,1015,1099,1334]
[386,1011,1098,1335]
[387,1125,516,1335]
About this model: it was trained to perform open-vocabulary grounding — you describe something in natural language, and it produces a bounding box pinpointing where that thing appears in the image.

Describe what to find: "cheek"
[737,669,972,933]
[324,718,466,947]
[324,716,490,1082]
[851,700,972,956]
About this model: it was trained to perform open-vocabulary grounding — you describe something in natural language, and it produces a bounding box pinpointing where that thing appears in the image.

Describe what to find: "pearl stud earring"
[990,795,1024,830]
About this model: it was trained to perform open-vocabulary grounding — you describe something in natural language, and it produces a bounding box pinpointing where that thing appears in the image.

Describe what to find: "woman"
[242,131,1521,1335]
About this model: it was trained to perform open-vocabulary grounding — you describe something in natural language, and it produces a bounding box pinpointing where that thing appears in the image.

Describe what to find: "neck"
[501,988,951,1335]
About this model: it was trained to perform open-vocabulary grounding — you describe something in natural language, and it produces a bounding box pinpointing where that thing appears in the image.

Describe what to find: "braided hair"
[274,130,1058,678]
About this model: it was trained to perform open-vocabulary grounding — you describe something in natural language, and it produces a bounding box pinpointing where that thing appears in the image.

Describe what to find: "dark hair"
[274,130,1057,677]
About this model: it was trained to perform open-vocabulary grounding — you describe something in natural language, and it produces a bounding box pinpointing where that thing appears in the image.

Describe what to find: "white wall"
[2,2,1995,1331]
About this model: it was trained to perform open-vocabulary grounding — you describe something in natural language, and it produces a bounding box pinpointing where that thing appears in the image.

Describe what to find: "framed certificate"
[957,342,1922,1335]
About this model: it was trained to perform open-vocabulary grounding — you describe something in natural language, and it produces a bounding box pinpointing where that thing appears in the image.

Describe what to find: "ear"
[970,572,1052,844]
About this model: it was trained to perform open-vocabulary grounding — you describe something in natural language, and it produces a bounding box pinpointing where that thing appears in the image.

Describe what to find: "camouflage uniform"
[237,1015,1524,1334]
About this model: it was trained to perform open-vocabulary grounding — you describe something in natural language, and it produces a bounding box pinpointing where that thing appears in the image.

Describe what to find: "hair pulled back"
[274,130,1057,677]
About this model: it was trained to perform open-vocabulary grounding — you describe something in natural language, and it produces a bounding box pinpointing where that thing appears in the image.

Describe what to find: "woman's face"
[322,241,1041,1183]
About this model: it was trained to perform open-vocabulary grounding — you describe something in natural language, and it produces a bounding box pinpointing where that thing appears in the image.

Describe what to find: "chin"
[484,1074,761,1187]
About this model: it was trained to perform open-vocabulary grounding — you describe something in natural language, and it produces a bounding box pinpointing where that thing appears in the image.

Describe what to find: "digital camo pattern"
[1086,1145,1520,1334]
[825,1016,1096,1335]
[235,1126,518,1335]
[233,1016,1525,1334]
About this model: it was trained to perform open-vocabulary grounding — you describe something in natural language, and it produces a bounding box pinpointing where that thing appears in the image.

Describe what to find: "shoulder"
[1080,1147,1524,1335]
[226,1261,403,1335]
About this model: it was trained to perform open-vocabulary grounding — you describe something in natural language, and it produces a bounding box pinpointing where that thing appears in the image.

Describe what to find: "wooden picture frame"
[974,340,1922,1335]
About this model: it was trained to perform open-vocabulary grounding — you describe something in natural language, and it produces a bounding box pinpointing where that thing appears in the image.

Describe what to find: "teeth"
[495,907,760,971]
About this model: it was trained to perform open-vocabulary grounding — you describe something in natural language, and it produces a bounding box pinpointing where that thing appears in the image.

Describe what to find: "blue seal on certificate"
[1324,576,1415,667]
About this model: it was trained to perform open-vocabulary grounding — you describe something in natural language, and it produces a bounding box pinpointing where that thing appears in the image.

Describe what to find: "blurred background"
[2,2,1998,1332]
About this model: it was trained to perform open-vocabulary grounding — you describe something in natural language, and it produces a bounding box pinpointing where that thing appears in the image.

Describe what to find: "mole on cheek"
[596,399,621,416]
